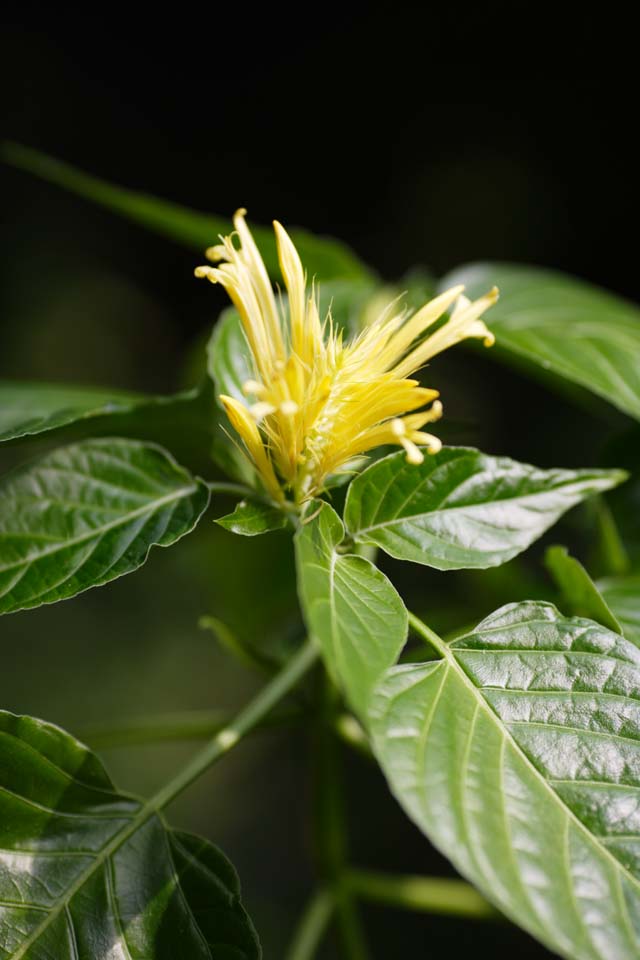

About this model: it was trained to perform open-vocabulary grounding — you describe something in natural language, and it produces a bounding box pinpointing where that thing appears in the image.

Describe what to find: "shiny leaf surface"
[345,447,626,569]
[371,602,640,959]
[0,438,210,614]
[295,502,407,718]
[216,500,288,537]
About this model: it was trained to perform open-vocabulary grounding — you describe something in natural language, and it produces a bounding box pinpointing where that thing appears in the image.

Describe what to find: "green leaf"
[0,438,210,614]
[295,502,407,719]
[216,500,288,537]
[0,709,260,958]
[439,262,640,421]
[545,545,623,634]
[598,576,640,647]
[0,381,143,443]
[371,602,640,959]
[344,447,627,570]
[3,141,373,283]
[0,382,218,479]
[207,308,252,404]
[205,309,256,485]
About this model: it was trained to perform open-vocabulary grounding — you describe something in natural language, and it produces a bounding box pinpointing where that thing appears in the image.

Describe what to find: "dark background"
[1,8,636,959]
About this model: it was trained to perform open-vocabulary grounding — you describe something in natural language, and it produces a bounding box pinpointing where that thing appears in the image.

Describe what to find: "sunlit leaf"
[372,602,640,959]
[295,501,407,718]
[345,447,626,570]
[216,499,288,537]
[0,438,210,614]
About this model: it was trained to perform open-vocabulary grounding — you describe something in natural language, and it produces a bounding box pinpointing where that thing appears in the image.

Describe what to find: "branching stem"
[314,678,370,960]
[347,869,497,920]
[149,638,318,811]
[408,610,449,658]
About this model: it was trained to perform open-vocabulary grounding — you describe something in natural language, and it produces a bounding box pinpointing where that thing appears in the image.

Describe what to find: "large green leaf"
[3,142,373,283]
[295,502,407,718]
[371,602,640,959]
[344,447,626,570]
[0,438,210,614]
[599,576,640,647]
[439,263,640,421]
[0,710,259,958]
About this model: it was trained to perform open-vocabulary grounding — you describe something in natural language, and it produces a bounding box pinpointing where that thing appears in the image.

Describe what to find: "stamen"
[250,402,277,421]
[198,212,495,504]
[412,431,442,454]
[400,437,425,465]
[390,418,406,438]
[243,379,266,396]
[428,400,443,422]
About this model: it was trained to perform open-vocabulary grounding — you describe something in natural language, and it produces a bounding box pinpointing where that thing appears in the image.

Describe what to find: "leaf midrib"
[11,790,165,959]
[435,635,640,899]
[352,483,607,539]
[0,485,198,575]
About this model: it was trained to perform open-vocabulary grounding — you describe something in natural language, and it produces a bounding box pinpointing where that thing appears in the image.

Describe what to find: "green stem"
[334,713,372,758]
[150,638,318,811]
[79,707,300,750]
[207,481,256,498]
[79,706,370,759]
[315,679,370,960]
[347,869,497,920]
[285,889,334,960]
[408,611,448,658]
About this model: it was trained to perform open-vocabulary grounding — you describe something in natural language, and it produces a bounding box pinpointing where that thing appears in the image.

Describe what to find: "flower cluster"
[196,211,497,504]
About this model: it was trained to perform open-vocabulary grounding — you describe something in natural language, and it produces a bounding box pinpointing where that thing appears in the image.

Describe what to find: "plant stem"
[207,481,255,498]
[315,679,370,960]
[79,707,300,750]
[79,706,370,758]
[285,889,334,960]
[149,638,318,812]
[407,611,448,658]
[346,869,497,920]
[334,713,372,758]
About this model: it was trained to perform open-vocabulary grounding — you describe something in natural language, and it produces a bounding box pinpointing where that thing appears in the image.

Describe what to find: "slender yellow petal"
[199,215,496,504]
[219,395,283,502]
[393,287,498,379]
[274,220,309,361]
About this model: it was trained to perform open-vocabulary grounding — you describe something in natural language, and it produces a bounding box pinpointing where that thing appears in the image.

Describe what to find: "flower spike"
[197,211,497,504]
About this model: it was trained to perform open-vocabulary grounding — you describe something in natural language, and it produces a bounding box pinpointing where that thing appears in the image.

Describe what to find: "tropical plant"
[2,143,640,959]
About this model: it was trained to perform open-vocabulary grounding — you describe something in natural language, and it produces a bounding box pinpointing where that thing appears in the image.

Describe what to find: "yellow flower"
[196,210,497,505]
